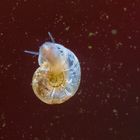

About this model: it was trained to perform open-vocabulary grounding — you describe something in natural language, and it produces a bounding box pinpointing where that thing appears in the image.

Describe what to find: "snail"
[24,32,81,104]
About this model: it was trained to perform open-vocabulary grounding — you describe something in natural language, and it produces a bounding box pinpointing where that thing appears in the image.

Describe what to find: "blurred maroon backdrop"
[0,0,140,140]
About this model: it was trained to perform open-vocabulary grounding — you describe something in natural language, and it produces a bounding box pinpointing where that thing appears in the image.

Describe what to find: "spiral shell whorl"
[32,42,81,104]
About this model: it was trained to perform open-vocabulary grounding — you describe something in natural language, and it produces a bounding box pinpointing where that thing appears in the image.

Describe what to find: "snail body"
[25,33,81,104]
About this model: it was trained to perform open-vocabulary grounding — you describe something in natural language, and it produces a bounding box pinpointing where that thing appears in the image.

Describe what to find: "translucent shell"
[32,42,81,104]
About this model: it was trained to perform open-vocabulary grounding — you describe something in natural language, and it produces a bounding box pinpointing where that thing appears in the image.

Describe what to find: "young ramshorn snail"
[24,32,81,104]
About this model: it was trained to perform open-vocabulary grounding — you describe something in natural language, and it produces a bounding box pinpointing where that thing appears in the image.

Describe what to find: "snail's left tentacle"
[24,50,39,56]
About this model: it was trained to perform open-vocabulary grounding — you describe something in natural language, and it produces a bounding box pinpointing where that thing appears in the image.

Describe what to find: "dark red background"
[0,0,140,140]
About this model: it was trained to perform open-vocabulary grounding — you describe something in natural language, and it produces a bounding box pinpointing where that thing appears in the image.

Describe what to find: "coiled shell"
[32,42,81,104]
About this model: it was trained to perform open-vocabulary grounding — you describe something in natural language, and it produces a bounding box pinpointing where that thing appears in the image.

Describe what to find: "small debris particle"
[136,96,139,103]
[65,26,70,31]
[88,45,93,49]
[88,32,95,37]
[111,29,118,35]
